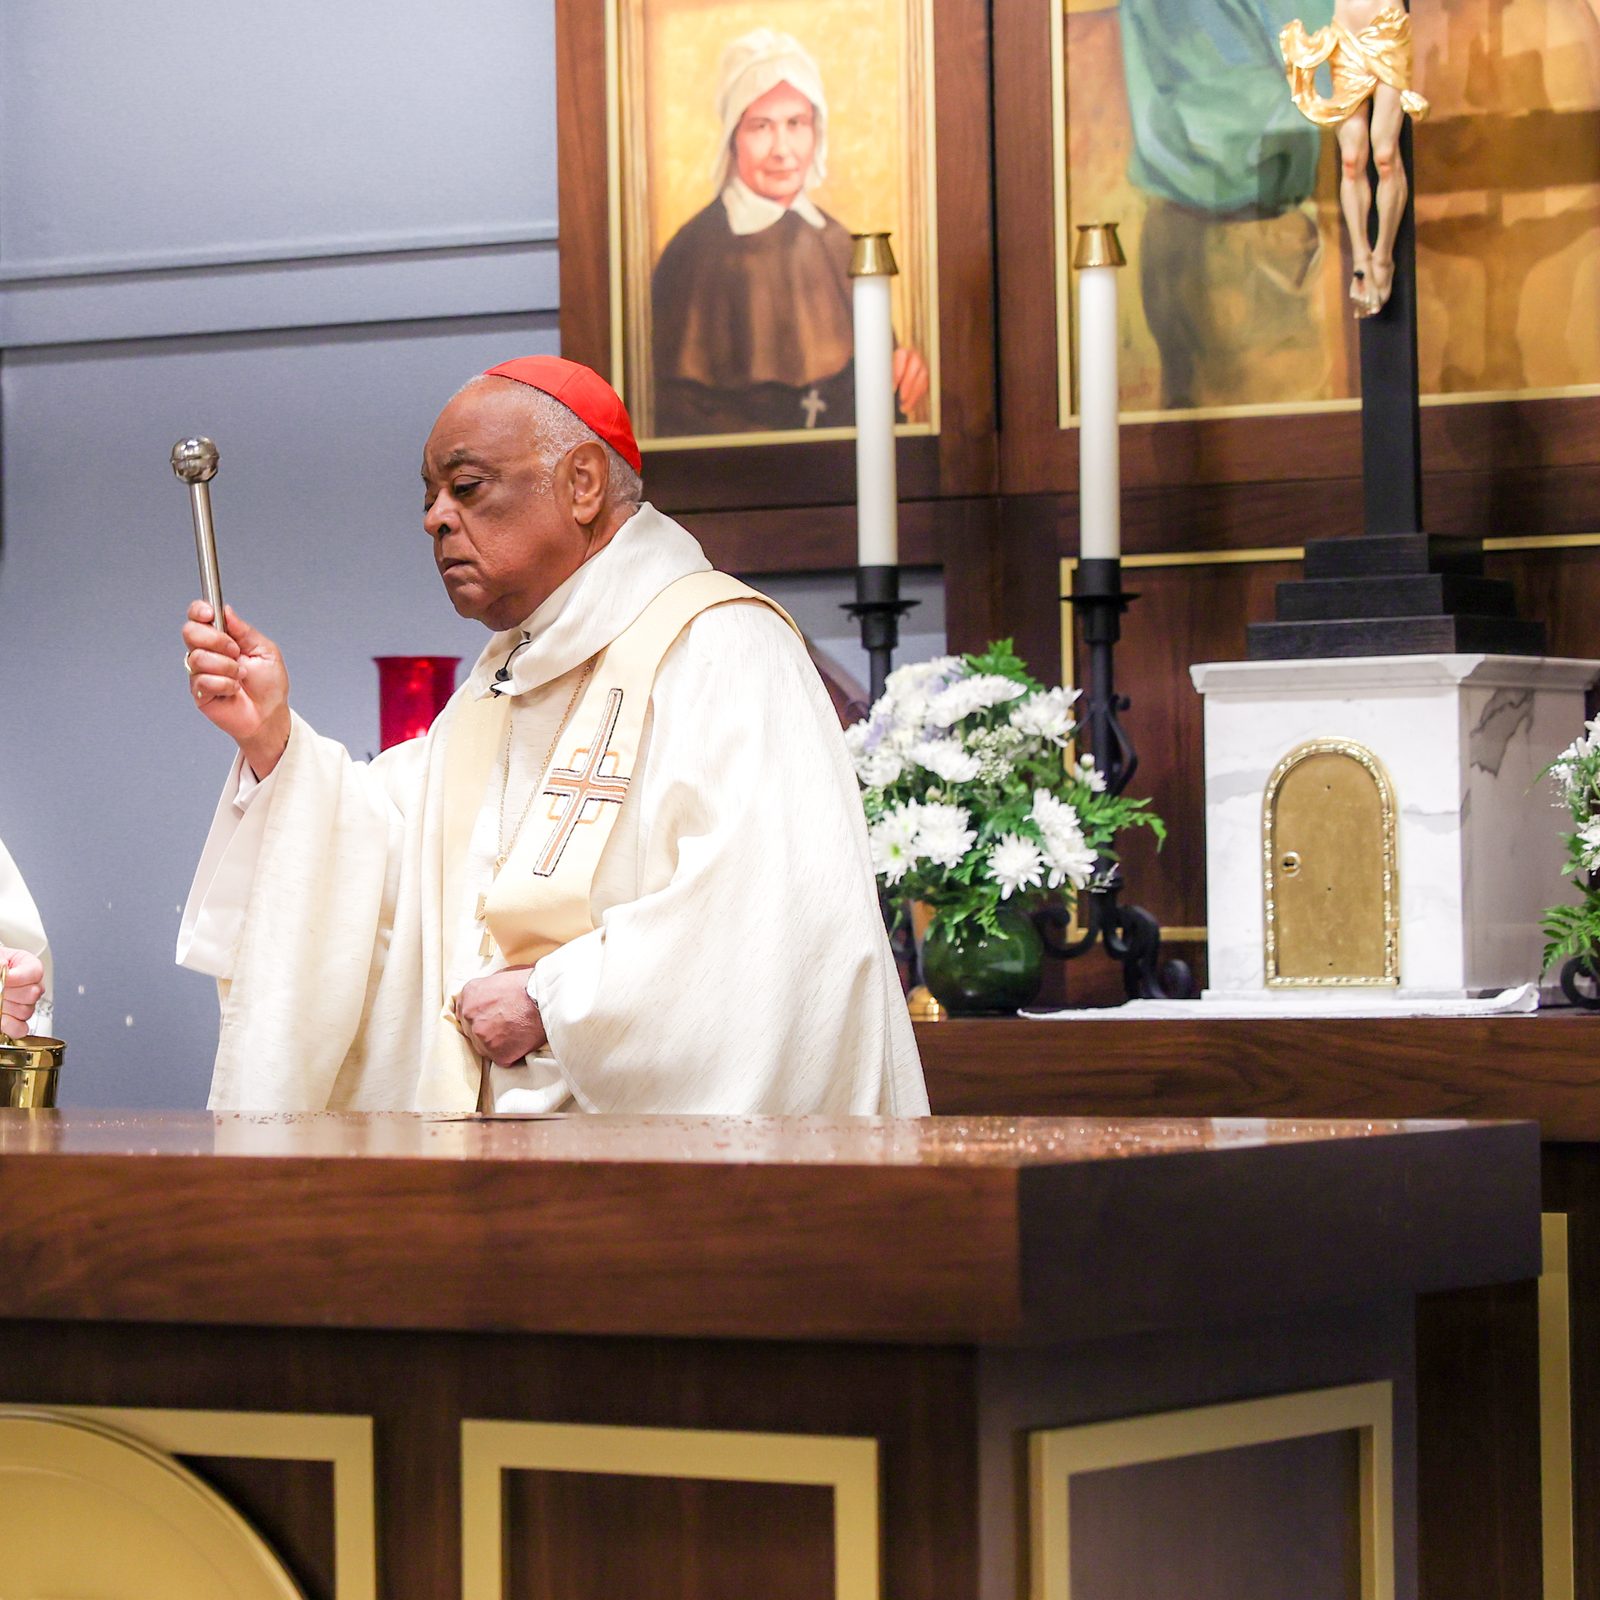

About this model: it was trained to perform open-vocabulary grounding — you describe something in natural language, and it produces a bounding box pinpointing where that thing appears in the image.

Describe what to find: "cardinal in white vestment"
[0,835,49,1036]
[177,355,927,1116]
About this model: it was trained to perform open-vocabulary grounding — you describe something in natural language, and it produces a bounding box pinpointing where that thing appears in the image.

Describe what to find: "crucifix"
[800,388,828,429]
[1279,0,1427,535]
[1250,2,1543,660]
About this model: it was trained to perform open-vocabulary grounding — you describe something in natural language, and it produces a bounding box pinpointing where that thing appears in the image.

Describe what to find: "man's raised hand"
[0,948,44,1037]
[181,602,292,778]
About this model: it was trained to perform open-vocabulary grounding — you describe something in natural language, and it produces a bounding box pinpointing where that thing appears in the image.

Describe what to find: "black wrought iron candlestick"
[1072,558,1136,792]
[1042,558,1195,999]
[846,565,918,706]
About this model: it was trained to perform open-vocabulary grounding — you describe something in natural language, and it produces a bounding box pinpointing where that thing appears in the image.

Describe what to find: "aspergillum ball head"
[170,437,220,484]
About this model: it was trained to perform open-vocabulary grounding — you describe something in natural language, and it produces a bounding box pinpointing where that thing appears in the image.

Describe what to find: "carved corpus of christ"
[1279,0,1430,317]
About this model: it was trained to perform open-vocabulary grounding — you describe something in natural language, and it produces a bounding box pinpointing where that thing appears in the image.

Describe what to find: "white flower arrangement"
[848,640,1164,940]
[1542,714,1600,973]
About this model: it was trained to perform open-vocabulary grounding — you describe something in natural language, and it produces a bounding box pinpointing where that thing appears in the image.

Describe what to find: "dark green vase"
[921,906,1045,1015]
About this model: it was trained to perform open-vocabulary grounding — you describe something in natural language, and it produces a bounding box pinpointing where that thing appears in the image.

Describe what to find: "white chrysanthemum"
[869,805,923,886]
[1008,686,1079,747]
[1030,789,1080,841]
[1580,818,1600,870]
[925,673,1028,729]
[911,737,981,783]
[1077,753,1108,793]
[1556,718,1600,773]
[855,748,904,788]
[881,656,963,734]
[885,656,962,699]
[987,832,1046,899]
[1031,789,1097,889]
[914,802,977,869]
[1044,832,1096,890]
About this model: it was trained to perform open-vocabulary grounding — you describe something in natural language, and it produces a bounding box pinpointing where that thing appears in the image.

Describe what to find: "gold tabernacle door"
[1263,738,1399,986]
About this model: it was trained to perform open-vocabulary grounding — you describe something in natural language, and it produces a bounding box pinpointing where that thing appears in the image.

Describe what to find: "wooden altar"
[0,1109,1537,1600]
[920,1010,1600,1600]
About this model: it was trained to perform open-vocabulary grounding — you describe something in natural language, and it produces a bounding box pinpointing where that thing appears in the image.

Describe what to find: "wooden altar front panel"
[0,1111,1540,1600]
[919,1013,1600,1600]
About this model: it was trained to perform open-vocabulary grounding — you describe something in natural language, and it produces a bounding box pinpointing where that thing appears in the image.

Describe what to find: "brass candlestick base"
[906,902,948,1023]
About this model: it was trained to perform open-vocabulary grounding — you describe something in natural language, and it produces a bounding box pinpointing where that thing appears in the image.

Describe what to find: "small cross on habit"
[800,388,827,429]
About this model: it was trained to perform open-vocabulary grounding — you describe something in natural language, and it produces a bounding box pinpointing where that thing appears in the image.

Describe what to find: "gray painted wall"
[0,1,562,1107]
[0,1,943,1108]
[0,0,560,279]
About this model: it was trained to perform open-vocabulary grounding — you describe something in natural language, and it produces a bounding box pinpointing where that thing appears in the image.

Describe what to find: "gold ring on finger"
[184,649,197,676]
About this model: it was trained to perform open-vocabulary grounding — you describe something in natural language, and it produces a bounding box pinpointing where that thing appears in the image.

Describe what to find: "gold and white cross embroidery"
[532,688,631,878]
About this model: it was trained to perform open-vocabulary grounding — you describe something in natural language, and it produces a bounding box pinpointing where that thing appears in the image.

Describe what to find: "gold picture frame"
[607,0,942,450]
[1049,0,1600,427]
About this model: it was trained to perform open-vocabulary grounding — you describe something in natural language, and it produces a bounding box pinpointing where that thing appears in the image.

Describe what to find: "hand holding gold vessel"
[0,953,66,1109]
[0,949,44,1040]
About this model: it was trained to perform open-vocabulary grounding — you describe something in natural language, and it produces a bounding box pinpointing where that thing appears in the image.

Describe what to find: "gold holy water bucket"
[0,967,63,1109]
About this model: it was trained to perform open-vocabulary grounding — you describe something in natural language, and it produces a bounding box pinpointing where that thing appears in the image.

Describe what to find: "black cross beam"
[1359,113,1424,537]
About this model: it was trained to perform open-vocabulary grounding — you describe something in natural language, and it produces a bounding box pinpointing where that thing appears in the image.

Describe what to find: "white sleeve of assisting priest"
[176,753,280,977]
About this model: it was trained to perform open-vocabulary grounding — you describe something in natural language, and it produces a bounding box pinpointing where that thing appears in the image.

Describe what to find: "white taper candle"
[1075,253,1122,562]
[852,262,899,567]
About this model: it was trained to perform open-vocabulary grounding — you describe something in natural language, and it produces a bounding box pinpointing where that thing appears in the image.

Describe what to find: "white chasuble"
[179,504,927,1116]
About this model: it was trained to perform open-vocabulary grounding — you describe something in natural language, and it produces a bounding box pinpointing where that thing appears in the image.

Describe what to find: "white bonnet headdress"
[710,29,829,195]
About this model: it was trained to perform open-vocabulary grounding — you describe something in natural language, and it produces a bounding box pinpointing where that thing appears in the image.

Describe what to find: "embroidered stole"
[440,570,795,991]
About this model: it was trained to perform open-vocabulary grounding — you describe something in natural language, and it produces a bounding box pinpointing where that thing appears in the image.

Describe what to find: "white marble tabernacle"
[1190,654,1600,1002]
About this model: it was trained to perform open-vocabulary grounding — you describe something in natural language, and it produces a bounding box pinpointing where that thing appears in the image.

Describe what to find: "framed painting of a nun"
[604,1,941,449]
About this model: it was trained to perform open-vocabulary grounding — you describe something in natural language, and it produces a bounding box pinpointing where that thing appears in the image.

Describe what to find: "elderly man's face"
[421,384,587,632]
[733,80,816,207]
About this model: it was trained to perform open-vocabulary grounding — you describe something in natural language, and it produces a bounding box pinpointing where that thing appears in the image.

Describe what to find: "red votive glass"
[374,655,460,749]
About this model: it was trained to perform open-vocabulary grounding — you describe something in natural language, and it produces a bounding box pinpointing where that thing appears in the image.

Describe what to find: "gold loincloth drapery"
[1279,7,1430,126]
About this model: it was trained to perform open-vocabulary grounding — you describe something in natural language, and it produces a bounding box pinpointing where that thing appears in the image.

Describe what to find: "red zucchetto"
[482,356,643,474]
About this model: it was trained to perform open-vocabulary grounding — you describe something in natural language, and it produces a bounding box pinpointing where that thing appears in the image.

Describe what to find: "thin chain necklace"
[494,656,596,876]
[476,657,596,959]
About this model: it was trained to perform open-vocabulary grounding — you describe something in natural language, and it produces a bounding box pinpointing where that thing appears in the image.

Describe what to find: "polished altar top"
[0,1108,1481,1162]
[0,1111,1537,1346]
